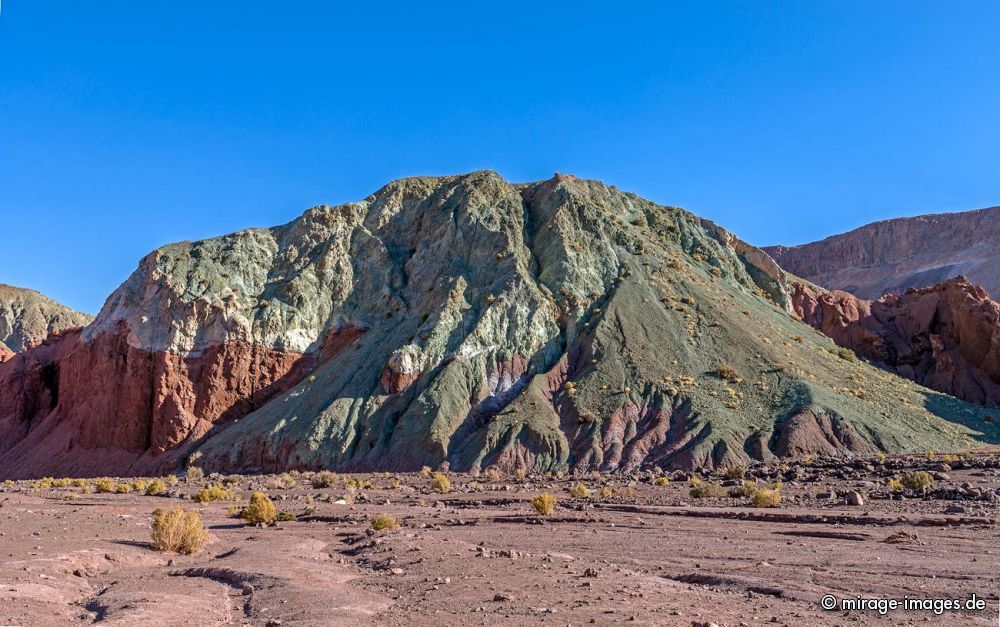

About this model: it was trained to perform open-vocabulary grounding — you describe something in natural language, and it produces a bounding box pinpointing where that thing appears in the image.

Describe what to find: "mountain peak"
[0,284,92,352]
[0,175,994,478]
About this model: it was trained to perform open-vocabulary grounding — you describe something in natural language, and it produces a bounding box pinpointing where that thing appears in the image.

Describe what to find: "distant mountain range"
[765,205,1000,300]
[0,284,91,355]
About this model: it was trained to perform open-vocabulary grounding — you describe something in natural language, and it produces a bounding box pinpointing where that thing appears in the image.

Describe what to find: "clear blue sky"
[2,1,999,313]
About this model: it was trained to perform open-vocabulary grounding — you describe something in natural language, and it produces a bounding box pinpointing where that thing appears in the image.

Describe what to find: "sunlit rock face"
[1,172,994,479]
[0,284,91,353]
[766,205,1000,300]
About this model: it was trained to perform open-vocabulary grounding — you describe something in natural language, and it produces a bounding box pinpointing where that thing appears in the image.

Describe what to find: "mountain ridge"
[0,284,92,355]
[0,172,994,479]
[765,205,1000,299]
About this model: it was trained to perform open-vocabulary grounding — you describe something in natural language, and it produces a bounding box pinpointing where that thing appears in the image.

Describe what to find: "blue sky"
[2,1,999,313]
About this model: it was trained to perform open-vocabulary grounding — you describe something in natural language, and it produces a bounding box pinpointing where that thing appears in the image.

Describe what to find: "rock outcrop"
[0,285,92,353]
[790,276,1000,407]
[0,172,995,479]
[766,206,1000,300]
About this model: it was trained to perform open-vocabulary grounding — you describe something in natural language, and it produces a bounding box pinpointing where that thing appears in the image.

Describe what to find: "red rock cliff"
[791,276,1000,407]
[0,325,361,478]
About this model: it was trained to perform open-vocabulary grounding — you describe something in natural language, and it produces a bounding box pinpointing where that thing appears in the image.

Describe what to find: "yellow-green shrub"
[194,484,236,503]
[901,471,933,491]
[94,478,116,493]
[241,492,277,525]
[151,507,208,555]
[145,479,168,496]
[431,472,450,494]
[689,482,726,498]
[752,488,781,508]
[531,492,557,516]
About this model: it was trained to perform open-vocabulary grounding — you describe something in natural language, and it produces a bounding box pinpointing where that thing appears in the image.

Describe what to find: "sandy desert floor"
[1,455,998,626]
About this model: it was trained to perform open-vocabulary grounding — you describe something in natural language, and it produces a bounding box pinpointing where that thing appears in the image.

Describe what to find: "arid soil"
[1,455,998,626]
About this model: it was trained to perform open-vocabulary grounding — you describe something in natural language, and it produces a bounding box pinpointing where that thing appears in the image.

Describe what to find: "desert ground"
[1,455,998,626]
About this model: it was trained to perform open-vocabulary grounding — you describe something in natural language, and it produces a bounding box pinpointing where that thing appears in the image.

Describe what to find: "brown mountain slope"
[791,276,1000,408]
[0,284,92,353]
[0,172,995,479]
[765,206,1000,299]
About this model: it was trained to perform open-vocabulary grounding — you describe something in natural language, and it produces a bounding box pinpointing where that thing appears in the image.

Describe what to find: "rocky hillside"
[791,276,1000,409]
[0,284,92,354]
[766,206,1000,299]
[0,172,995,479]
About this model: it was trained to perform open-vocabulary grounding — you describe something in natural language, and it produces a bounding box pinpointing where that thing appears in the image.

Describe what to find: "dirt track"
[1,457,998,626]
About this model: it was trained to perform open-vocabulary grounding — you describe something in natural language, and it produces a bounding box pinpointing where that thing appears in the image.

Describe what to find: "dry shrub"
[94,478,116,493]
[653,476,670,486]
[568,483,590,498]
[420,466,432,479]
[901,471,933,491]
[431,472,450,494]
[241,492,277,525]
[599,487,613,498]
[145,479,168,496]
[186,467,205,482]
[371,514,399,531]
[752,488,781,508]
[151,507,208,555]
[265,473,297,490]
[835,347,857,362]
[713,365,740,382]
[194,484,236,503]
[311,471,338,488]
[729,480,758,498]
[485,468,502,482]
[531,493,557,516]
[689,481,726,498]
[115,483,132,494]
[617,486,638,498]
[723,465,746,479]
